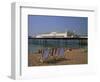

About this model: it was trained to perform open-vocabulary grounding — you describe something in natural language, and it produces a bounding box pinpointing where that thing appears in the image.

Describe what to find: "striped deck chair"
[42,48,49,62]
[56,48,60,56]
[58,48,65,57]
[50,48,54,56]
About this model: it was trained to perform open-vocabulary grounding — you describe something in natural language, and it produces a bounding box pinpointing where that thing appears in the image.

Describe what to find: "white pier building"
[36,32,68,38]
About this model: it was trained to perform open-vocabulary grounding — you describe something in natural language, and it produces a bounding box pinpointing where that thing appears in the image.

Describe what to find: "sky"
[28,15,88,36]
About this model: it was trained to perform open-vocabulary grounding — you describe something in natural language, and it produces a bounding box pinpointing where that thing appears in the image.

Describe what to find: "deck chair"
[40,48,49,63]
[58,48,65,57]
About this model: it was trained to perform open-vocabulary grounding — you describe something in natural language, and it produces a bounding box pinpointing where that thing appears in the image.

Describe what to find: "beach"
[28,48,88,66]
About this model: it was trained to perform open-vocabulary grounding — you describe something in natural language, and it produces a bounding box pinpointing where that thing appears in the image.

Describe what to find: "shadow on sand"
[44,58,71,64]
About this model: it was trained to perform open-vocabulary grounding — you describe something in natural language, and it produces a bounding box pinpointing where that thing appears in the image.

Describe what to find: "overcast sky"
[28,15,88,36]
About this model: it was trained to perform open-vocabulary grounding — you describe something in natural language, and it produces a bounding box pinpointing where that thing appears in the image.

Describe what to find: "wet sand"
[28,48,88,66]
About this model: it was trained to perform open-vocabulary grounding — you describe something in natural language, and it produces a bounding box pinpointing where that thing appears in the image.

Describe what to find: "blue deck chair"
[56,48,60,56]
[58,48,64,57]
[42,48,49,60]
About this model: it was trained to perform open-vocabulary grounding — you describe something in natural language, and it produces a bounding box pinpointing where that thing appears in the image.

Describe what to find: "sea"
[28,38,87,54]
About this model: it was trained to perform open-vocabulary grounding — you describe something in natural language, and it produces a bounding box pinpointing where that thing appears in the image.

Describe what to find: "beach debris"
[69,48,72,51]
[39,58,43,63]
[66,48,72,52]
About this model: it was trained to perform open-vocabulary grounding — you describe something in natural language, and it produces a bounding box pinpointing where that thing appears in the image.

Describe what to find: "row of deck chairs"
[39,48,65,63]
